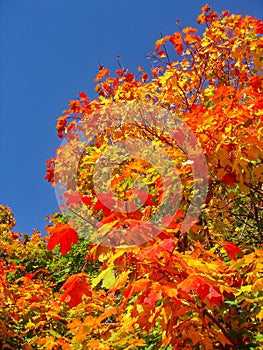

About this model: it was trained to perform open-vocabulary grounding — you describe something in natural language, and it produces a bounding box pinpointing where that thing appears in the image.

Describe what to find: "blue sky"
[0,0,262,235]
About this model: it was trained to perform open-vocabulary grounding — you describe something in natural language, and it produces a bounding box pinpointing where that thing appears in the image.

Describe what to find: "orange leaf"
[56,116,67,138]
[202,4,210,12]
[61,273,92,307]
[169,32,184,55]
[88,340,101,348]
[155,36,169,51]
[94,68,110,82]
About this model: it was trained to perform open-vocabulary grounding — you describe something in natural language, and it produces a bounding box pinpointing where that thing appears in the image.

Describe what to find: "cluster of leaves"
[1,5,263,349]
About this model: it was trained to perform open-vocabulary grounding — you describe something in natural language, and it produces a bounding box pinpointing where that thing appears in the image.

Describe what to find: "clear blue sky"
[0,0,262,235]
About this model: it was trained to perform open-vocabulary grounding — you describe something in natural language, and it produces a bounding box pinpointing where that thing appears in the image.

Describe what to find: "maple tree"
[1,5,263,349]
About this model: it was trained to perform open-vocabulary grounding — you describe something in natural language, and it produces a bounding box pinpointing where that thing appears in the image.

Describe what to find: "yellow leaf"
[252,277,263,292]
[92,267,116,289]
[256,308,263,321]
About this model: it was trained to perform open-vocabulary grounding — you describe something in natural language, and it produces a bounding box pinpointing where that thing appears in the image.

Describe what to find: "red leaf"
[178,275,205,294]
[137,238,175,261]
[169,32,184,55]
[221,173,237,185]
[162,209,183,229]
[255,19,263,34]
[47,223,78,255]
[61,273,92,307]
[207,286,223,306]
[222,10,229,16]
[250,76,261,91]
[196,283,210,301]
[79,91,87,99]
[142,72,149,82]
[178,275,223,305]
[124,279,151,297]
[116,69,123,77]
[124,72,135,83]
[222,242,242,261]
[81,195,93,206]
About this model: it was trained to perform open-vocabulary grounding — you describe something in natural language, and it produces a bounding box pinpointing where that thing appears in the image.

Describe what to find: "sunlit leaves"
[2,4,263,350]
[43,6,263,347]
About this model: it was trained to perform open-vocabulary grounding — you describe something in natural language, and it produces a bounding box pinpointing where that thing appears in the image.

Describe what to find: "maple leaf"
[250,76,261,91]
[207,286,223,305]
[47,223,78,255]
[142,72,149,82]
[79,91,87,99]
[222,242,242,261]
[44,157,55,183]
[61,273,92,307]
[169,32,184,55]
[94,67,110,82]
[92,266,116,289]
[162,284,182,304]
[202,4,210,12]
[255,19,263,34]
[56,116,67,138]
[151,68,159,77]
[124,72,135,83]
[116,69,123,77]
[122,279,151,300]
[178,275,223,305]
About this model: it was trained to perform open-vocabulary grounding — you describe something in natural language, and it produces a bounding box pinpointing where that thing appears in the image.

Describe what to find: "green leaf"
[255,333,263,342]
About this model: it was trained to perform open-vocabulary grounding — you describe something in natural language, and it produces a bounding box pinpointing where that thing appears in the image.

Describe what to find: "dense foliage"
[1,5,263,349]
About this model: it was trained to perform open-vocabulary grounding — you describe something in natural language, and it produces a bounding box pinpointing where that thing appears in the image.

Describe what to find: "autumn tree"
[44,5,263,349]
[0,5,262,349]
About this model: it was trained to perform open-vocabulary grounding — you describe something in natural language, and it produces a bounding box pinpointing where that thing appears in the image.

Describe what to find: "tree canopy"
[1,5,263,349]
